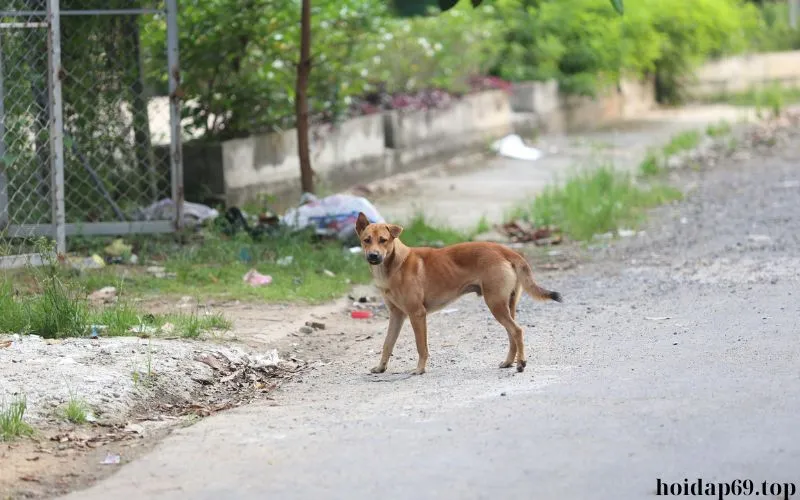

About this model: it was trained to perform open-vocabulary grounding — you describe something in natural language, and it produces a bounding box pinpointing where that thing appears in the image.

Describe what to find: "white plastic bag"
[281,193,384,241]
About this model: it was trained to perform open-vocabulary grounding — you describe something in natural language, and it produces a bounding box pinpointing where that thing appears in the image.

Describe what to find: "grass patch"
[705,120,732,138]
[638,151,662,177]
[704,85,800,114]
[6,212,474,311]
[62,392,89,424]
[509,165,682,241]
[0,396,35,441]
[0,278,231,339]
[399,213,471,247]
[662,130,701,157]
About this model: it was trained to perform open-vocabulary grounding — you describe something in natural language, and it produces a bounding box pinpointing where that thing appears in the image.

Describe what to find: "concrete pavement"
[60,109,800,500]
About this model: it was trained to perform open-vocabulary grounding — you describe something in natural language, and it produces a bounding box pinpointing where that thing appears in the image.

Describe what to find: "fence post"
[0,33,8,231]
[166,0,183,230]
[47,0,66,254]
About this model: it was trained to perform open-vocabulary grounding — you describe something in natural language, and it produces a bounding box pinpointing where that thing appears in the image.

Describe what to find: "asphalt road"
[62,129,800,500]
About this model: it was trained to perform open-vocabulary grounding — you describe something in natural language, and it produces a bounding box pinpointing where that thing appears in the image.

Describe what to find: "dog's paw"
[499,361,514,369]
[411,368,426,375]
[370,365,387,374]
[516,359,527,373]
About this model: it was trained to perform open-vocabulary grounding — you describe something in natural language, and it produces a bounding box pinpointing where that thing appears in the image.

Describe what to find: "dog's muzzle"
[366,252,383,265]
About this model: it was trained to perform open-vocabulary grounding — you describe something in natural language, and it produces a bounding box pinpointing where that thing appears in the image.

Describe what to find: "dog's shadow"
[361,372,415,383]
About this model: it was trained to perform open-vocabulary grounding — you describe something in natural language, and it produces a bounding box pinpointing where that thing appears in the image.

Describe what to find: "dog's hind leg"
[508,284,522,321]
[486,294,526,372]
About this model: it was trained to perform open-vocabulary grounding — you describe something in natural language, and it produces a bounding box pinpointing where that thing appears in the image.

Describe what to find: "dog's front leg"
[370,304,406,374]
[408,310,429,375]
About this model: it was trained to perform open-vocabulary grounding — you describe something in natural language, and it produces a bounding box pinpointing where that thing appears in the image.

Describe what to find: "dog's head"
[355,212,403,266]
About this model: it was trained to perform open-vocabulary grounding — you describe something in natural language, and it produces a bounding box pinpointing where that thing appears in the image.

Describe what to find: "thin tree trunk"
[296,0,314,194]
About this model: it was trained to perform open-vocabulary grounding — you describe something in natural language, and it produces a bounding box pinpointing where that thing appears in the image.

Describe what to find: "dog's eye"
[363,237,371,244]
[379,237,387,244]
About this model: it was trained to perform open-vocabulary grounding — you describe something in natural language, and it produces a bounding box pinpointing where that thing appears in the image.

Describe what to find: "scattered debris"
[146,266,175,279]
[67,254,106,271]
[351,310,372,319]
[123,423,145,435]
[645,316,670,321]
[305,321,326,330]
[129,325,157,336]
[243,269,272,287]
[281,193,384,242]
[88,286,117,304]
[276,256,294,267]
[100,453,121,465]
[499,220,563,246]
[618,229,637,238]
[134,198,219,227]
[299,326,314,334]
[438,308,459,315]
[491,134,543,161]
[747,234,772,244]
[104,239,132,259]
[322,269,336,278]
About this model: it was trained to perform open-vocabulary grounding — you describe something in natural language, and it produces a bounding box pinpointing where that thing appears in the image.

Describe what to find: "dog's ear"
[355,212,370,236]
[387,224,403,239]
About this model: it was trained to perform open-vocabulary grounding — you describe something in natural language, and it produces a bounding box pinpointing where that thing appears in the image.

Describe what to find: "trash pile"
[281,193,384,243]
[187,348,304,416]
[498,220,563,246]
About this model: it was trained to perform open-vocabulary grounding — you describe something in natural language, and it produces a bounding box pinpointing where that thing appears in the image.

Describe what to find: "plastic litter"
[243,269,273,287]
[68,254,105,271]
[134,198,219,226]
[490,134,543,161]
[276,256,294,267]
[104,239,132,258]
[282,193,384,241]
[100,453,121,465]
[351,310,372,319]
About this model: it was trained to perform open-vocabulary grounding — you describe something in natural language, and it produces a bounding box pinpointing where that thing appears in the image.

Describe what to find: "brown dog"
[355,212,562,375]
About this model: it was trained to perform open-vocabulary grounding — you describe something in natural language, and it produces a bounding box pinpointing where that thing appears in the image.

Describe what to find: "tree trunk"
[296,0,314,194]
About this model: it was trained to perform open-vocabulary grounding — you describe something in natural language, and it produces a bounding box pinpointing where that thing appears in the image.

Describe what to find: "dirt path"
[52,117,800,499]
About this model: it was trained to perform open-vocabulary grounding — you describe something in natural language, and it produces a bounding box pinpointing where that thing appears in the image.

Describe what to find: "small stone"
[299,326,313,334]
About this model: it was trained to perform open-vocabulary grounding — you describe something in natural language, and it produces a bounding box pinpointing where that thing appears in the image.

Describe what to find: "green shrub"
[492,0,662,95]
[648,0,760,103]
[491,0,759,102]
[366,3,503,94]
[141,0,501,140]
[749,1,800,52]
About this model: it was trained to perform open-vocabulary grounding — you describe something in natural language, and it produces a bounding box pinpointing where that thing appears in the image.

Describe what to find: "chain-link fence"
[0,0,183,269]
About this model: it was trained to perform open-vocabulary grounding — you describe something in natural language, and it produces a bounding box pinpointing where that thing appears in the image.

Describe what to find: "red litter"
[351,310,372,319]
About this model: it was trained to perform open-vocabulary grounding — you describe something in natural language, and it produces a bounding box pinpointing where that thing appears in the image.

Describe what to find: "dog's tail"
[509,253,562,303]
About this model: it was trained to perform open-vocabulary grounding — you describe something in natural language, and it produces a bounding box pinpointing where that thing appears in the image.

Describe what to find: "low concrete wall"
[220,90,513,208]
[384,89,513,166]
[222,114,386,207]
[688,50,800,97]
[510,77,656,134]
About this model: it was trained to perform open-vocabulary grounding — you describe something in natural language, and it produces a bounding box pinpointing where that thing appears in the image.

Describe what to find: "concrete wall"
[510,77,657,134]
[218,90,513,208]
[688,50,800,97]
[384,89,513,166]
[222,114,386,207]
